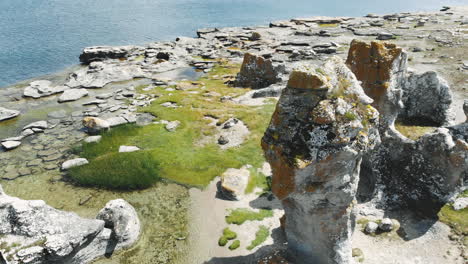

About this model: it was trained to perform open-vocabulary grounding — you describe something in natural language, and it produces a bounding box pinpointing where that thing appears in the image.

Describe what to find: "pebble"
[453,197,468,211]
[84,136,102,143]
[378,218,394,232]
[119,146,141,153]
[365,221,378,234]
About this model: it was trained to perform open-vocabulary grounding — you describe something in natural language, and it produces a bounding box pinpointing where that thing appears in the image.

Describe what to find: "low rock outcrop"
[23,80,66,99]
[234,53,282,89]
[79,46,141,64]
[0,184,140,264]
[66,62,146,89]
[262,56,379,263]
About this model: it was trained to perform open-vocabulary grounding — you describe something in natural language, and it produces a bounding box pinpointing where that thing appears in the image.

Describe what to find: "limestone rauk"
[262,56,380,264]
[262,40,467,264]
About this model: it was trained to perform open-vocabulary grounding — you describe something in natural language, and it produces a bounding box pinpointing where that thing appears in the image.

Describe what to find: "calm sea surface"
[0,0,465,87]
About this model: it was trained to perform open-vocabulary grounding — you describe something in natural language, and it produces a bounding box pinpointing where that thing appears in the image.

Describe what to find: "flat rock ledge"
[0,184,140,264]
[0,107,20,122]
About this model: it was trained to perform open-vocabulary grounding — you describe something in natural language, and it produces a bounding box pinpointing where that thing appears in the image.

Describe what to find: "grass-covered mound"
[71,60,275,189]
[68,151,160,190]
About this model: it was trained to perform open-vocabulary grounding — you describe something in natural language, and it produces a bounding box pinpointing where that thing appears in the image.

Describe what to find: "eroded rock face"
[401,71,454,126]
[235,53,282,89]
[0,185,140,264]
[262,57,379,264]
[364,127,468,213]
[347,40,466,212]
[346,40,407,131]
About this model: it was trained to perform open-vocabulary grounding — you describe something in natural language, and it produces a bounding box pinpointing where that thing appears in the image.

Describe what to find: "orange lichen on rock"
[287,70,328,90]
[261,141,296,200]
[346,40,405,112]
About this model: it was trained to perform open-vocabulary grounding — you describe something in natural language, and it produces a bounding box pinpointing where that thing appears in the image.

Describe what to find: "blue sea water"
[0,0,465,87]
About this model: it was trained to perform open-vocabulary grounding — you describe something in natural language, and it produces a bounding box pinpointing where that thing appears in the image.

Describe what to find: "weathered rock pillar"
[262,57,379,264]
[346,40,407,132]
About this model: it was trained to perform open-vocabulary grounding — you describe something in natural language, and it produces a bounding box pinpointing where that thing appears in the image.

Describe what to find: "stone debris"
[365,222,379,234]
[453,197,468,211]
[216,118,250,149]
[0,107,20,122]
[84,135,102,143]
[165,120,181,132]
[219,166,251,201]
[61,158,89,170]
[379,218,394,232]
[82,117,110,133]
[119,146,141,153]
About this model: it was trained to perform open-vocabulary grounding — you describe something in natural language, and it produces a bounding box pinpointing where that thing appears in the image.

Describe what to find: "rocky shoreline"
[0,5,467,264]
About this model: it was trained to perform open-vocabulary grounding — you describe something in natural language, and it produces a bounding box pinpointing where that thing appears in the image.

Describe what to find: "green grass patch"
[73,124,141,160]
[226,208,274,225]
[218,228,237,247]
[68,151,160,190]
[245,168,271,194]
[352,248,365,263]
[72,61,276,188]
[438,205,468,235]
[395,123,436,140]
[246,225,269,250]
[318,23,338,27]
[344,111,357,121]
[228,240,240,250]
[222,228,237,240]
[218,236,228,246]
